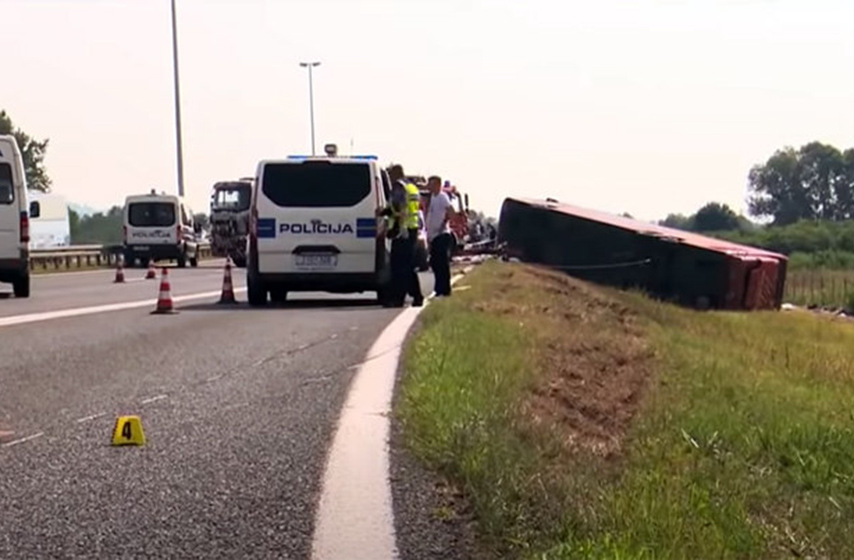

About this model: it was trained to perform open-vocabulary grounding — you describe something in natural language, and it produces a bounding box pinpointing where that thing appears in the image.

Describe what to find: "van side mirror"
[464,194,470,211]
[29,201,40,218]
[193,222,202,234]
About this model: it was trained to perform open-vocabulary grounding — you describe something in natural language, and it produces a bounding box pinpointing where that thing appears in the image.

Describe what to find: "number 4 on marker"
[111,415,146,447]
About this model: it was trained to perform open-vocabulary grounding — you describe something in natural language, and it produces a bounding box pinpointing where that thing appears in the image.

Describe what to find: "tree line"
[0,110,51,192]
[657,141,854,269]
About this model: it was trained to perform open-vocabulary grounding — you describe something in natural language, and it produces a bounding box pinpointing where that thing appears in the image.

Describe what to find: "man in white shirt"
[424,175,456,296]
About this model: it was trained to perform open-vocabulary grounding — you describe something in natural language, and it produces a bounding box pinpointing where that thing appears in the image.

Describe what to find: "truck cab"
[210,178,253,267]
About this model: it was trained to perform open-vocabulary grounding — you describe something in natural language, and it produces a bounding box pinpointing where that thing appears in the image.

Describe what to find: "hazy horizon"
[4,0,853,223]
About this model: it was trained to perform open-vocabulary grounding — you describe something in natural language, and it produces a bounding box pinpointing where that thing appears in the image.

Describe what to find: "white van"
[29,192,71,249]
[246,153,394,306]
[0,135,36,298]
[122,190,202,268]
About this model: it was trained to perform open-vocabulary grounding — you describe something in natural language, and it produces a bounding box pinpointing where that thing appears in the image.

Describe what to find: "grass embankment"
[397,261,854,559]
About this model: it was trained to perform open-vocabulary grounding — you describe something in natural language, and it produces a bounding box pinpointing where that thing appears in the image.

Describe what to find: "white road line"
[1,432,45,448]
[141,395,168,405]
[0,288,247,329]
[311,272,466,560]
[76,412,106,423]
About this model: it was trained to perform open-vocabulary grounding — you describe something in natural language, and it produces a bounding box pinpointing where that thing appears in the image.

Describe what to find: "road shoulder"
[389,346,486,560]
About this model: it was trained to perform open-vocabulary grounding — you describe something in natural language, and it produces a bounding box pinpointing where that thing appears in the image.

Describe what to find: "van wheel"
[247,275,268,306]
[189,251,199,268]
[177,251,187,268]
[13,274,30,298]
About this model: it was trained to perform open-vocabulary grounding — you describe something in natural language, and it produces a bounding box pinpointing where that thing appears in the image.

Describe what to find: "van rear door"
[0,160,20,261]
[126,201,178,246]
[255,159,378,274]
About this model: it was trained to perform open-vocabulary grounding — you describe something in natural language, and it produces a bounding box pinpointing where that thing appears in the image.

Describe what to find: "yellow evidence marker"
[111,415,146,446]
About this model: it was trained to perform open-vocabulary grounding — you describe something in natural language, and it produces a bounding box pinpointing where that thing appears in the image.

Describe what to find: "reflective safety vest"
[404,183,420,229]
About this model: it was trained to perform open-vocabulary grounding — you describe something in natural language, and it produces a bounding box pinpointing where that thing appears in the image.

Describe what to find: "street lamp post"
[170,0,185,198]
[299,61,321,155]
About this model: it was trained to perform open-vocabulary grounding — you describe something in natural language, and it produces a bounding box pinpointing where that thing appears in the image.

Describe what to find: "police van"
[122,190,202,268]
[0,135,39,298]
[246,145,394,306]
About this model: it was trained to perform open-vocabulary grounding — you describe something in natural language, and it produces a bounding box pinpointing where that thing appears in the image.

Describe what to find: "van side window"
[181,205,190,226]
[261,162,371,208]
[0,163,14,204]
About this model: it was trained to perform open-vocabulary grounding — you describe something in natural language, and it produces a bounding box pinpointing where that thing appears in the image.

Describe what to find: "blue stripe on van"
[257,218,276,238]
[356,217,377,239]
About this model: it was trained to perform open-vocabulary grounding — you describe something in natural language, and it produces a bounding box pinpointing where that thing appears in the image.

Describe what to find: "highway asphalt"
[0,265,438,558]
[0,261,236,318]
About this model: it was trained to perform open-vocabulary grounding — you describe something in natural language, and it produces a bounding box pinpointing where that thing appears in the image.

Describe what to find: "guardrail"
[29,243,213,271]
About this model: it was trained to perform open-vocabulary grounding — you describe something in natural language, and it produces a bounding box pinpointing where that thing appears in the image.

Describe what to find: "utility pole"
[299,61,321,155]
[171,0,186,197]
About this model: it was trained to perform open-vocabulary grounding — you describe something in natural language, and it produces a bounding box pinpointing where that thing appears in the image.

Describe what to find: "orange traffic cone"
[218,257,237,304]
[151,268,177,315]
[114,255,125,283]
[0,416,13,441]
[145,260,157,280]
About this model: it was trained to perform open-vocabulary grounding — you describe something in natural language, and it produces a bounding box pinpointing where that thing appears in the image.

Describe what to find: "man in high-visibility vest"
[383,164,424,307]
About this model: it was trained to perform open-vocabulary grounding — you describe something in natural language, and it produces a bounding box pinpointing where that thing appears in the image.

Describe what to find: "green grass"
[397,260,854,559]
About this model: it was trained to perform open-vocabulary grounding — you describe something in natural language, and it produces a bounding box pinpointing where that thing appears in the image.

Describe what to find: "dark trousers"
[429,233,453,296]
[390,228,423,305]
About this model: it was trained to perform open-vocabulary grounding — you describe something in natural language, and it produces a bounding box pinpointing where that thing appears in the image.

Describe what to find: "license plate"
[295,254,338,269]
[134,246,150,251]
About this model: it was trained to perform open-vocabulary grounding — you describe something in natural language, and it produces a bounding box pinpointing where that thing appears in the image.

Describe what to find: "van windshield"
[0,163,13,204]
[261,161,371,207]
[128,202,176,227]
[212,184,251,211]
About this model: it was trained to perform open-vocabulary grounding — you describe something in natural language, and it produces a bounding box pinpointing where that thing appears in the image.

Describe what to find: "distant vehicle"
[122,190,202,268]
[247,148,394,306]
[0,135,36,297]
[209,178,253,267]
[442,184,472,251]
[28,192,70,249]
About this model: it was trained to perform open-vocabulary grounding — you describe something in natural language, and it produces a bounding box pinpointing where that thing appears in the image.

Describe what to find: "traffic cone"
[151,268,177,315]
[145,260,157,280]
[218,257,237,304]
[114,255,125,283]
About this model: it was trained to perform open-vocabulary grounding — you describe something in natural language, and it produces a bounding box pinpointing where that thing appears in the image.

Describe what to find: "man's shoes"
[412,298,424,307]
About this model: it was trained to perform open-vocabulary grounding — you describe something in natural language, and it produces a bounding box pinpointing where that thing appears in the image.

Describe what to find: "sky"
[2,0,853,222]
